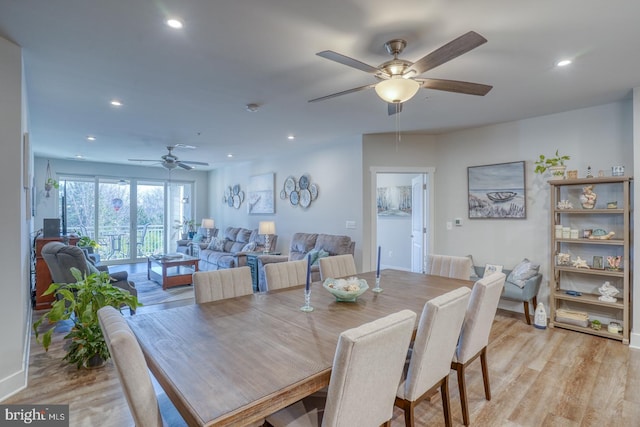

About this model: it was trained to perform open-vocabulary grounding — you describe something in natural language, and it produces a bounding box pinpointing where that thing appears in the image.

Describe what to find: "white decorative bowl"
[323,277,369,302]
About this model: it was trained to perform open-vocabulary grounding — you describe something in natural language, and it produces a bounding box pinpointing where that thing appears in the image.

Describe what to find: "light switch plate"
[345,220,356,229]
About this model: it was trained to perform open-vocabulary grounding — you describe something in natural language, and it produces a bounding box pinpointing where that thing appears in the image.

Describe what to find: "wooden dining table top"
[127,269,473,427]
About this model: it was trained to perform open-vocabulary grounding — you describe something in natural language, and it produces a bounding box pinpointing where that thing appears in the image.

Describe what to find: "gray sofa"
[176,226,219,255]
[198,226,278,271]
[257,232,355,292]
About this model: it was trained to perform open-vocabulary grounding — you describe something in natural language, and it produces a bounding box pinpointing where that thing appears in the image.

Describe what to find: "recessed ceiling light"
[110,99,122,107]
[556,59,572,67]
[74,155,84,159]
[86,136,96,141]
[288,135,295,140]
[166,19,183,29]
[246,103,259,112]
[227,153,233,158]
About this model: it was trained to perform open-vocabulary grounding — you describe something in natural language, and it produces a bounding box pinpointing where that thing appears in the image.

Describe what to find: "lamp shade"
[259,221,276,235]
[201,218,214,229]
[374,77,420,103]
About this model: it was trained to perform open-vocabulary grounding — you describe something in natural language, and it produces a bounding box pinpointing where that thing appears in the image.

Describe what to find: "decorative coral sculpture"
[572,256,590,269]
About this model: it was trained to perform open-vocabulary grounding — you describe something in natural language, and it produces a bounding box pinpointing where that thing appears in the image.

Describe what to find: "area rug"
[128,272,195,306]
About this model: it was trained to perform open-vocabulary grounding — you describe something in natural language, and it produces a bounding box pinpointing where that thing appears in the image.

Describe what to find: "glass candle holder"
[372,276,383,293]
[300,289,314,312]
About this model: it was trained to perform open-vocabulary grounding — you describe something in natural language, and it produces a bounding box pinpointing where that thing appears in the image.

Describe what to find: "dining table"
[127,269,473,427]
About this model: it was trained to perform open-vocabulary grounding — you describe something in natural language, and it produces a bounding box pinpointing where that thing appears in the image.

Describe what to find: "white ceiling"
[1,1,639,170]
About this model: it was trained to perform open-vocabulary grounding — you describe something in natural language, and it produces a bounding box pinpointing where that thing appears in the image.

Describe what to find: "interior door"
[411,175,425,273]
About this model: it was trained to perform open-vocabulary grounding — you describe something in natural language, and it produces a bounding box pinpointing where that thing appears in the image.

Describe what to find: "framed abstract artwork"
[247,173,275,214]
[468,161,526,219]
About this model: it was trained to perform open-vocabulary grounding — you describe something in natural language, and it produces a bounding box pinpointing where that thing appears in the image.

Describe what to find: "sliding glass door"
[60,175,193,264]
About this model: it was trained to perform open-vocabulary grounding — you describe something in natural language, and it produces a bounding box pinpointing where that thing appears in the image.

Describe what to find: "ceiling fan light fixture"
[374,77,420,103]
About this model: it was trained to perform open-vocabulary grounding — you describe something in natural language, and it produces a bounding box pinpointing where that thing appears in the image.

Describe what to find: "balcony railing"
[78,224,165,261]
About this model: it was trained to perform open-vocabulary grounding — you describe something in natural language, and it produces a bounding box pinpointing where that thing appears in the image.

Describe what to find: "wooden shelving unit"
[548,176,632,344]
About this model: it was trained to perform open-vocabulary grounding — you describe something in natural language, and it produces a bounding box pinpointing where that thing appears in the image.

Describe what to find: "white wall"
[362,133,439,271]
[208,136,364,269]
[434,101,633,314]
[0,37,29,400]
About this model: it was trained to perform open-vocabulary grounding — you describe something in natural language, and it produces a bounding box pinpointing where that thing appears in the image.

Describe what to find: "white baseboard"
[630,331,640,349]
[0,304,32,402]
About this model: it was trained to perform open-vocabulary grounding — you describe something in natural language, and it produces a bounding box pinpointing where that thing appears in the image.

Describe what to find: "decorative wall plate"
[233,184,240,195]
[309,183,318,200]
[233,195,241,209]
[227,197,234,207]
[280,189,286,200]
[299,174,309,190]
[299,189,311,208]
[284,176,296,195]
[290,190,299,206]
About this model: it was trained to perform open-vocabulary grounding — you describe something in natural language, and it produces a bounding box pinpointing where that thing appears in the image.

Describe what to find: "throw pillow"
[313,249,330,266]
[207,237,225,252]
[483,263,503,278]
[241,242,257,252]
[507,258,540,288]
[192,233,204,243]
[306,249,321,266]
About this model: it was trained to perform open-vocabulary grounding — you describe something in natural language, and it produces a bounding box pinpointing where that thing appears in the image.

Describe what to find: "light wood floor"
[5,306,640,427]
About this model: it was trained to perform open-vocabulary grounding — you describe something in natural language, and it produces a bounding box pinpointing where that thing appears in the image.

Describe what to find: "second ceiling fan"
[311,31,493,115]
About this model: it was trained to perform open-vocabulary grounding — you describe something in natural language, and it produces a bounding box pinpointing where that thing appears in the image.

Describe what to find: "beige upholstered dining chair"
[264,259,308,291]
[395,287,472,427]
[425,254,473,280]
[193,266,253,304]
[97,306,186,427]
[452,272,506,426]
[266,309,417,427]
[318,254,357,281]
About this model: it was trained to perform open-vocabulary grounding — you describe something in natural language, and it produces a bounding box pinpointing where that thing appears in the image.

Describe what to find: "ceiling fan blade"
[128,159,158,162]
[388,103,403,116]
[317,50,379,74]
[177,162,193,170]
[404,31,487,77]
[180,160,209,166]
[309,83,376,103]
[418,78,493,96]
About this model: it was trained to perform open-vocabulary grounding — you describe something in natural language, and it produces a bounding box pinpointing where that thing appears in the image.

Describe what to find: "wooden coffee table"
[147,253,199,290]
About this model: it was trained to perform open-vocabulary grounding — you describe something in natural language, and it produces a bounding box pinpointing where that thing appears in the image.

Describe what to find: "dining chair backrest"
[426,254,473,280]
[454,272,506,364]
[264,259,308,291]
[322,309,416,427]
[98,306,164,427]
[318,254,357,281]
[193,266,253,304]
[400,287,472,401]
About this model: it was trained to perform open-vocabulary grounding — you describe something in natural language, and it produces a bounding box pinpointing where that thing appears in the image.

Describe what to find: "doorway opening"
[372,168,435,273]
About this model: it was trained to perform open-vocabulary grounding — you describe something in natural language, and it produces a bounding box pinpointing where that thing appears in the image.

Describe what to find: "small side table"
[246,252,280,292]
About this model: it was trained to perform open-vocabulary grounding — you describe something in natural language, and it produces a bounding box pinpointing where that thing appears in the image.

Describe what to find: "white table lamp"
[258,221,276,253]
[201,218,215,239]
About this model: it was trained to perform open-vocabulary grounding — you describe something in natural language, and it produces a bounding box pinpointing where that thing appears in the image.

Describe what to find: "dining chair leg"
[523,300,531,325]
[394,397,415,427]
[480,347,491,401]
[440,376,452,427]
[454,362,470,426]
[381,422,391,427]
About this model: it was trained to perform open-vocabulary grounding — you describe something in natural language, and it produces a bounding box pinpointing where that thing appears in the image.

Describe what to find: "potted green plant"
[33,268,141,369]
[534,150,571,177]
[44,177,59,198]
[77,235,99,250]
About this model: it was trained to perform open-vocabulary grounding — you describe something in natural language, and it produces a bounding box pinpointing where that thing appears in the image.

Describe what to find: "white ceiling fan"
[128,144,209,170]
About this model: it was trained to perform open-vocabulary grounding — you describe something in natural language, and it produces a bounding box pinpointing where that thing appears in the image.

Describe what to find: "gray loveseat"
[198,226,278,271]
[257,232,355,292]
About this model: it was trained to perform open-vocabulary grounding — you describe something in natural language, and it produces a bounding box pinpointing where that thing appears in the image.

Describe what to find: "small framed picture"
[592,256,604,270]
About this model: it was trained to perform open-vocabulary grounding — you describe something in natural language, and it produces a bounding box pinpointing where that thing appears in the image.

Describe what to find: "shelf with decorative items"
[548,176,632,344]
